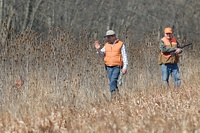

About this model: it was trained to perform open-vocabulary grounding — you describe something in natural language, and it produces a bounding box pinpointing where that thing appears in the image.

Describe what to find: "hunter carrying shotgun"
[158,27,192,89]
[94,30,128,99]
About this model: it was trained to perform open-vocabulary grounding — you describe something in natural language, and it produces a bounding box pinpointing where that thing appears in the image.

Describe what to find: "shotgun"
[170,42,192,56]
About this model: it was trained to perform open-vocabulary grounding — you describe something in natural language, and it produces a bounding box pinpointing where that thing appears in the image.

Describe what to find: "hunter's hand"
[175,48,182,54]
[94,41,101,51]
[122,68,127,75]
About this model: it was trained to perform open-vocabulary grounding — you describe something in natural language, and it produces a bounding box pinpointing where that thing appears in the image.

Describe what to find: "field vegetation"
[0,26,199,132]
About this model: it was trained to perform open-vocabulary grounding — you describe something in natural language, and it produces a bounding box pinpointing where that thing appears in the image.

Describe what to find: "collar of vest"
[162,37,176,43]
[114,39,119,44]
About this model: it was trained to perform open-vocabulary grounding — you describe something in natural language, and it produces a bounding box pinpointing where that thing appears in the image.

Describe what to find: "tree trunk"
[0,0,3,30]
[21,0,31,32]
[1,1,14,45]
[27,0,42,30]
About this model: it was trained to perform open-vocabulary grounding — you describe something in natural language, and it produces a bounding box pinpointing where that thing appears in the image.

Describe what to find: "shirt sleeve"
[159,40,176,53]
[121,44,128,69]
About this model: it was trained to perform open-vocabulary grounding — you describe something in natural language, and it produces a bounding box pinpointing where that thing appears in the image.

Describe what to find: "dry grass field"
[0,28,199,132]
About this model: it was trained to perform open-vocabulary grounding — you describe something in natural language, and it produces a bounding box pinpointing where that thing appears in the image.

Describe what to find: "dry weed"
[0,27,199,132]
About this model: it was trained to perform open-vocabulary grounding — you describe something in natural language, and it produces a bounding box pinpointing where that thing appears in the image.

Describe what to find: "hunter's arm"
[96,46,105,57]
[159,40,176,54]
[121,44,128,70]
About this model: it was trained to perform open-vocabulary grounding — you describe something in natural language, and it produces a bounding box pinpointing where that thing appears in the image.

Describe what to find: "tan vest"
[158,37,179,64]
[104,40,123,66]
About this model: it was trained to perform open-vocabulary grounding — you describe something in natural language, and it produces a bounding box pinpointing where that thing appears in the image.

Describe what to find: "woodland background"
[1,0,200,43]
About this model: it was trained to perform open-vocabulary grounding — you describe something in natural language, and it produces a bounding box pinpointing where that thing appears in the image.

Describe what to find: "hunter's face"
[165,33,172,39]
[106,35,116,44]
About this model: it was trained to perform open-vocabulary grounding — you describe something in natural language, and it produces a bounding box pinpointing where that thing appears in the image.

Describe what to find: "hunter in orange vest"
[158,27,182,88]
[94,30,128,99]
[104,39,123,67]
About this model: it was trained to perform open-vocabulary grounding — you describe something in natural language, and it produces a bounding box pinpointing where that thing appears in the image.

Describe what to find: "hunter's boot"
[111,89,120,100]
[162,82,170,89]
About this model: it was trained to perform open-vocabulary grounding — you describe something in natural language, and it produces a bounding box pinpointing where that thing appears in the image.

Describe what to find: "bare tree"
[1,0,15,44]
[27,0,43,30]
[0,0,4,30]
[21,0,31,31]
[0,0,200,42]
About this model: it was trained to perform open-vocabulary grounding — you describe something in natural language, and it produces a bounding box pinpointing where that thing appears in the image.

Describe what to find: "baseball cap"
[104,30,115,38]
[164,27,172,34]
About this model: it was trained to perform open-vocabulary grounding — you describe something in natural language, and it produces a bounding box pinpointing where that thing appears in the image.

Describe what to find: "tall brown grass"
[0,26,199,132]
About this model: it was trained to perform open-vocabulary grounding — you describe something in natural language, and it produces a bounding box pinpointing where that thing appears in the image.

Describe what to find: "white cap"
[104,30,115,38]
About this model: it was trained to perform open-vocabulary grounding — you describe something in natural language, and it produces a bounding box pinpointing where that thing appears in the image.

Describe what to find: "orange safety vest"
[158,37,179,64]
[161,37,178,57]
[104,40,123,66]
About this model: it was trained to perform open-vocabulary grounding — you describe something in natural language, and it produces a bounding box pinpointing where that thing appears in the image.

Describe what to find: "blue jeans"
[161,64,181,87]
[106,66,121,92]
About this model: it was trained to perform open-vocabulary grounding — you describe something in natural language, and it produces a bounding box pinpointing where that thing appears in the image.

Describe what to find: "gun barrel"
[181,42,192,48]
